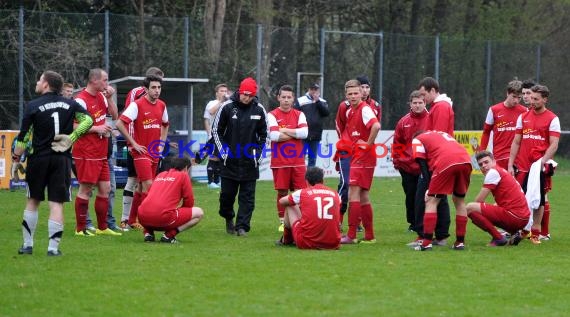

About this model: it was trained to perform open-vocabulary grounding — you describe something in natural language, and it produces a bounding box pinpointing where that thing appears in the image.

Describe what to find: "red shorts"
[495,158,508,170]
[272,166,306,190]
[138,207,193,231]
[292,221,340,250]
[479,203,529,234]
[429,163,472,196]
[515,171,527,187]
[348,167,374,190]
[134,156,158,181]
[74,158,110,184]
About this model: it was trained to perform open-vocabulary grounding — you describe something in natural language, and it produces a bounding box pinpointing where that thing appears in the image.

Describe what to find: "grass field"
[1,160,570,316]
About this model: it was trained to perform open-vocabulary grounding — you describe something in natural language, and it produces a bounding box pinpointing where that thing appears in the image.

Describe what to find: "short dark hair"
[143,75,162,88]
[475,150,494,162]
[305,167,324,186]
[278,84,294,95]
[531,84,549,98]
[522,79,536,90]
[43,70,64,93]
[167,156,192,171]
[418,77,439,92]
[145,67,164,78]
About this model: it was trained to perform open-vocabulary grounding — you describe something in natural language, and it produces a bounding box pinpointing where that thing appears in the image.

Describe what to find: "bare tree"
[204,0,226,72]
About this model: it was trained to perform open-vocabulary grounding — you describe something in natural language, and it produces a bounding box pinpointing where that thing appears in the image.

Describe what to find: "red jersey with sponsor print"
[480,102,527,161]
[412,131,471,175]
[72,89,109,159]
[288,184,341,249]
[514,109,561,172]
[120,97,169,159]
[483,167,530,218]
[268,107,307,167]
[336,98,381,137]
[140,169,194,212]
[341,101,379,167]
[428,94,454,136]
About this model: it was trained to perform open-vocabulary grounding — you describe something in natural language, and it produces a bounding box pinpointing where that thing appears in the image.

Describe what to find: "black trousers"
[398,170,419,227]
[414,173,451,240]
[219,177,257,232]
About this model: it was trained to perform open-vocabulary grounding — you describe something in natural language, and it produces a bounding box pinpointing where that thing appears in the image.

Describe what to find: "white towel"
[524,158,558,231]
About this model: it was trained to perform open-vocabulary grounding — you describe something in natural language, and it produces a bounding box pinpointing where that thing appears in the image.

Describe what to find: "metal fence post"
[536,43,541,83]
[256,24,262,85]
[319,27,325,96]
[18,6,24,125]
[485,40,492,106]
[378,31,384,101]
[434,34,440,81]
[104,10,109,73]
[184,16,189,78]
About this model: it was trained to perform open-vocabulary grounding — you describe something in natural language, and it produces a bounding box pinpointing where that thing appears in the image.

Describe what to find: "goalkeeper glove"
[51,134,73,152]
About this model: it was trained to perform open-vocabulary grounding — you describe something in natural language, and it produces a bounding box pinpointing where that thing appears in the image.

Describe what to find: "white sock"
[47,220,63,252]
[122,177,137,221]
[22,210,38,248]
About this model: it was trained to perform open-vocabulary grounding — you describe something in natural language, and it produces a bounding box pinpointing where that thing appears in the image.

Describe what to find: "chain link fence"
[1,9,567,155]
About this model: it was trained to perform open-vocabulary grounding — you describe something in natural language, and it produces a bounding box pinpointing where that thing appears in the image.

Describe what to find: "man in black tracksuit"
[212,77,268,236]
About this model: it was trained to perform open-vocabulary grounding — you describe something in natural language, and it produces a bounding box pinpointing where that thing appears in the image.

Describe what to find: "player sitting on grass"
[138,156,204,243]
[276,167,341,250]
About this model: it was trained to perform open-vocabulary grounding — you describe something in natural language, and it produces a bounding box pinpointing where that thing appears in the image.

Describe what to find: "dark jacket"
[294,93,330,141]
[211,92,269,181]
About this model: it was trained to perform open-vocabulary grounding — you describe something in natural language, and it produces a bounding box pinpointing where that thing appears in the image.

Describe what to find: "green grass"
[1,160,570,316]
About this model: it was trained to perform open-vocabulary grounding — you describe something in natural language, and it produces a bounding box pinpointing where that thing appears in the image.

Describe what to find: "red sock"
[361,203,375,240]
[531,228,540,238]
[347,201,361,239]
[468,212,502,240]
[75,196,89,231]
[422,212,437,245]
[95,196,109,230]
[283,227,293,244]
[129,192,142,225]
[277,192,287,218]
[456,215,468,242]
[165,229,178,239]
[541,201,550,236]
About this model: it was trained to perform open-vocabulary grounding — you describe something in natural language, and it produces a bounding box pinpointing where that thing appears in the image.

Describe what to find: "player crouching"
[276,167,342,250]
[138,156,203,243]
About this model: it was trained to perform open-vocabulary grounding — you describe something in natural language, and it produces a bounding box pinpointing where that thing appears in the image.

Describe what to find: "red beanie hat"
[239,77,257,96]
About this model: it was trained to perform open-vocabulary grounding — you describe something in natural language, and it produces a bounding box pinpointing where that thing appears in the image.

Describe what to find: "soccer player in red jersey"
[267,85,308,231]
[466,151,530,246]
[392,90,429,234]
[412,130,472,251]
[120,67,164,230]
[277,167,341,250]
[116,75,169,235]
[72,68,121,237]
[508,84,560,244]
[418,77,454,136]
[338,79,380,244]
[334,75,383,226]
[417,76,452,246]
[478,80,528,169]
[138,157,204,243]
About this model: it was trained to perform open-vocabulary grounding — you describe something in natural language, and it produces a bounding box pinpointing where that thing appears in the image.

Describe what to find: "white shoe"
[208,183,220,189]
[538,234,551,241]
